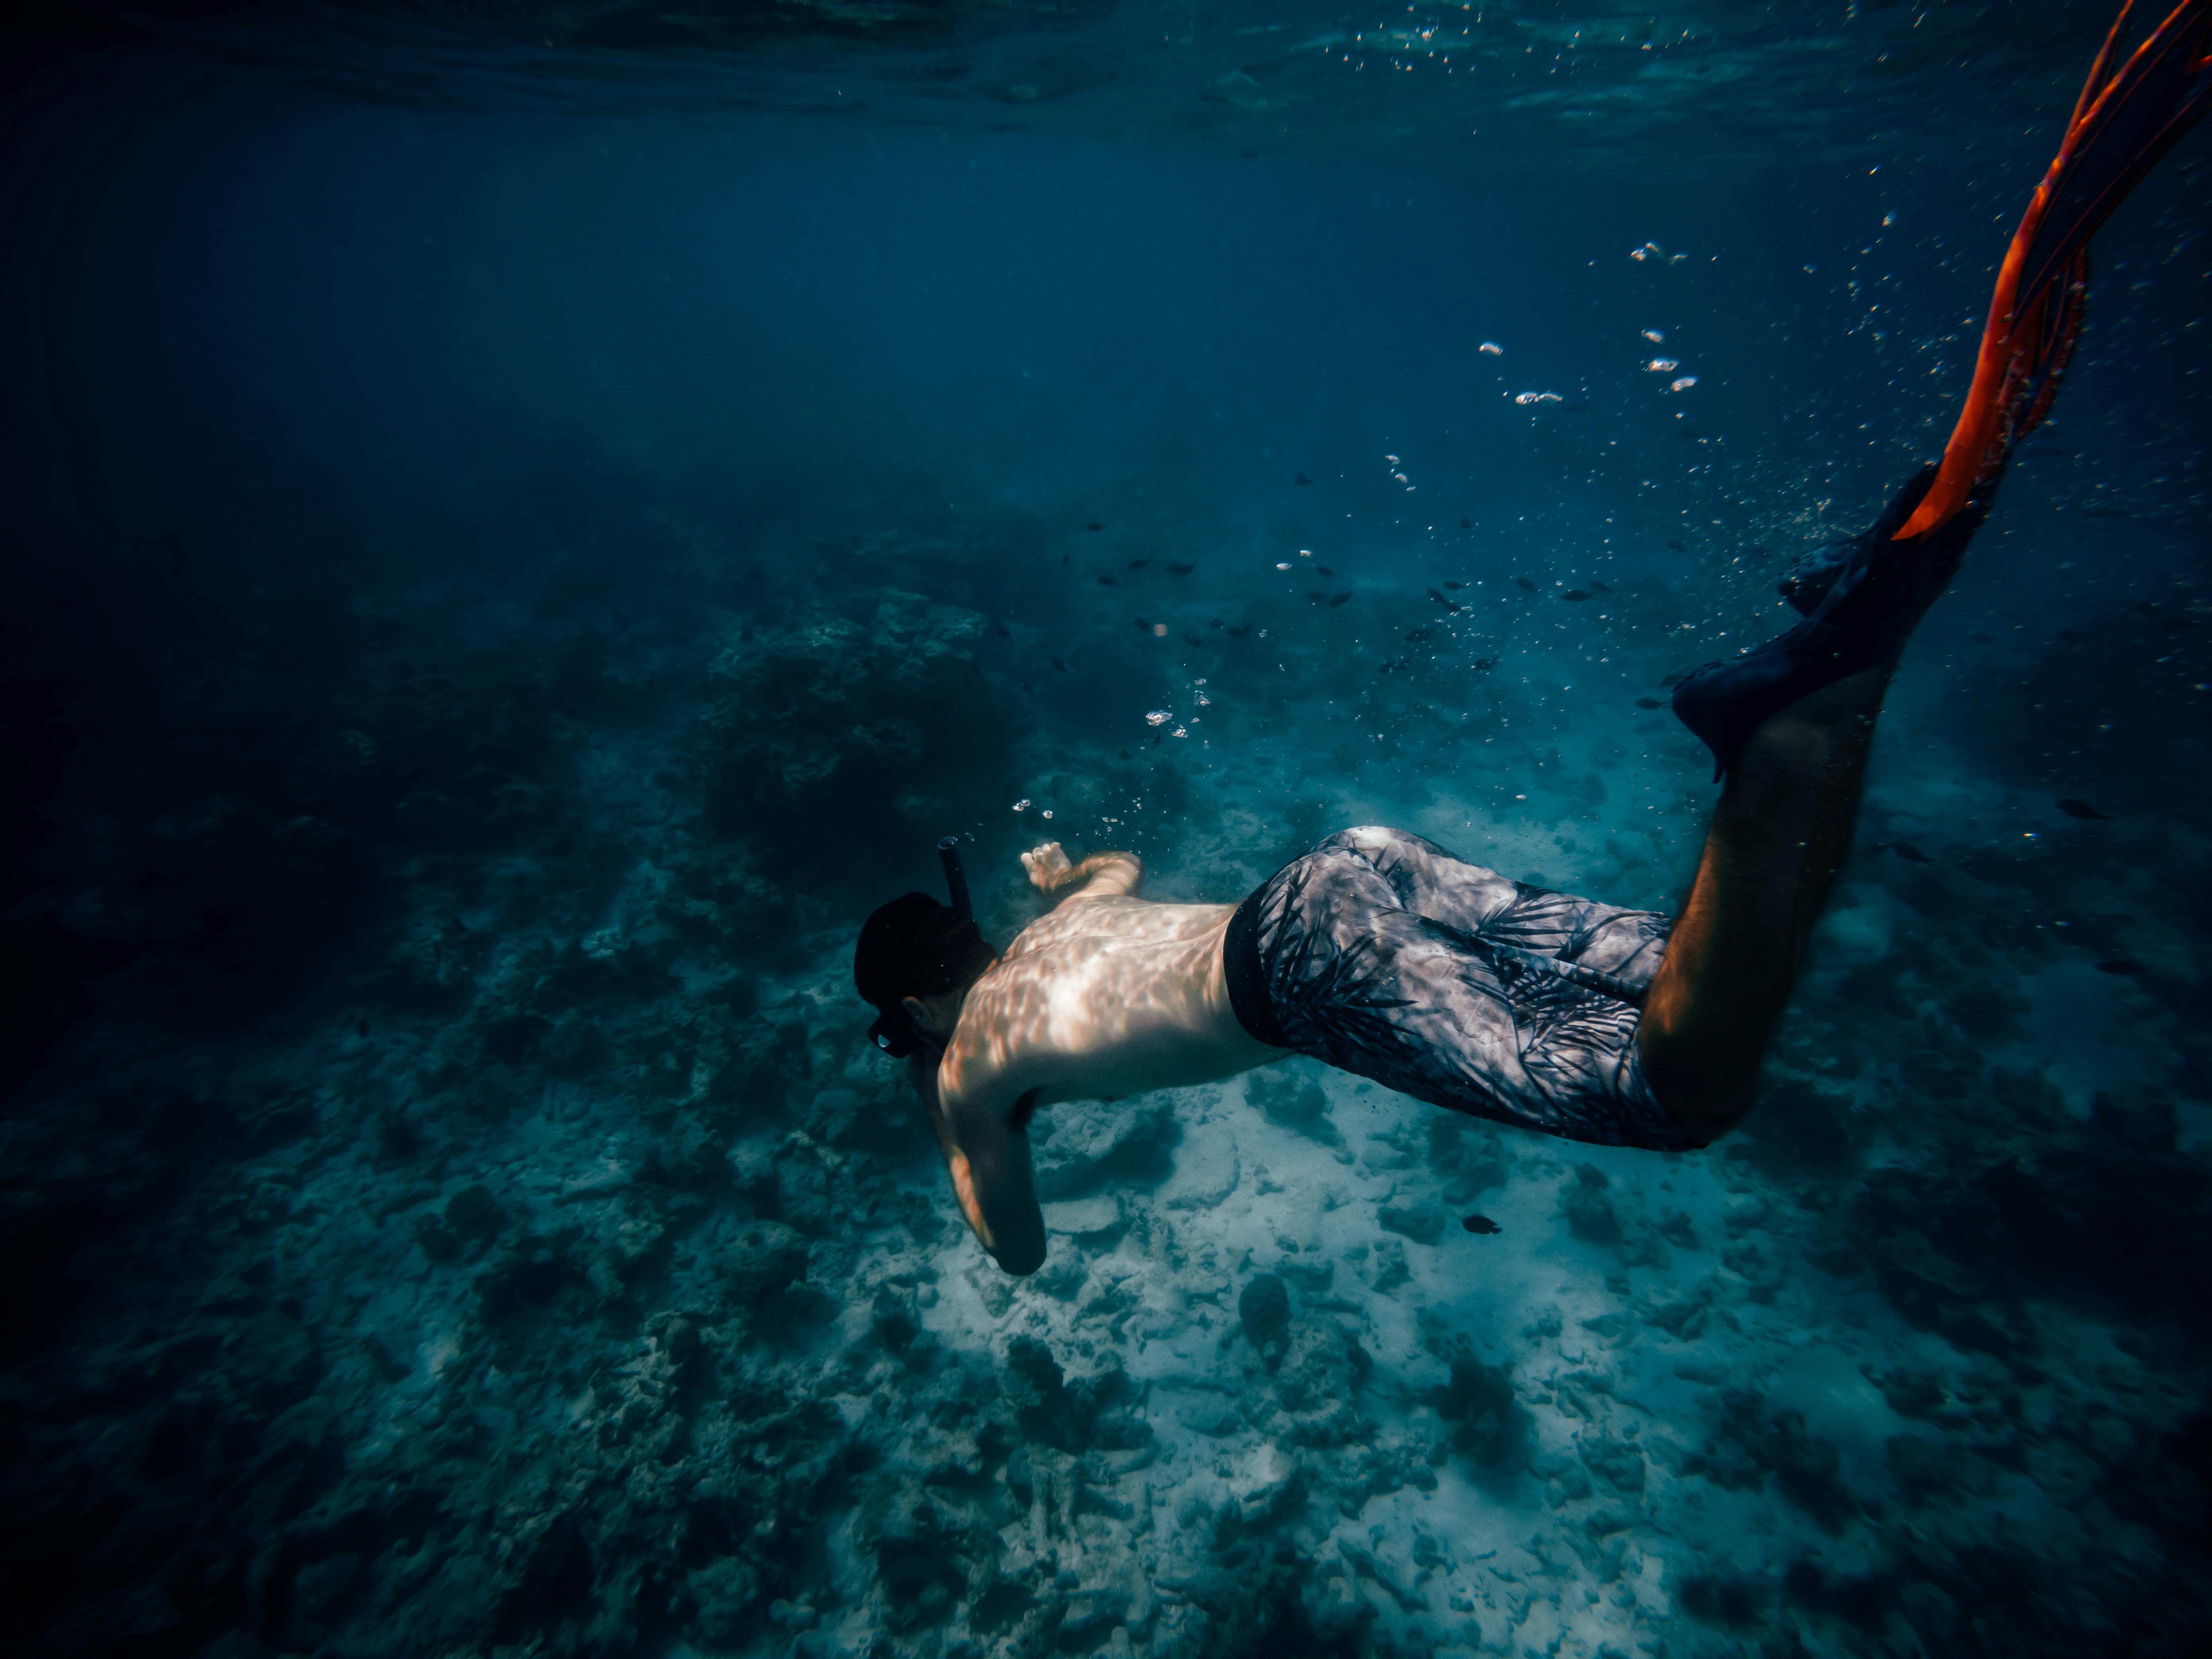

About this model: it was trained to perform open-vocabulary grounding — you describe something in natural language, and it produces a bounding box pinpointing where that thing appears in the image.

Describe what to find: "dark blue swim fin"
[1670,468,1992,780]
[1898,0,2210,543]
[1676,0,2212,778]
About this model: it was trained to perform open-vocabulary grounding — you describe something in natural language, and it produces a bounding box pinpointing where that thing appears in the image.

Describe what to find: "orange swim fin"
[1897,0,2212,540]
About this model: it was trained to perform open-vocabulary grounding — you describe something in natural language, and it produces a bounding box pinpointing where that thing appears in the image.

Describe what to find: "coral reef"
[4,462,2210,1659]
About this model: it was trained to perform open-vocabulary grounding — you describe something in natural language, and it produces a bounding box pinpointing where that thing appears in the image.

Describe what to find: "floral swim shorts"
[1224,826,1688,1152]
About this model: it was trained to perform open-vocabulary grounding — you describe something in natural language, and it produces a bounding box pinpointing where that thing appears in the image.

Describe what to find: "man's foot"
[1671,466,1992,777]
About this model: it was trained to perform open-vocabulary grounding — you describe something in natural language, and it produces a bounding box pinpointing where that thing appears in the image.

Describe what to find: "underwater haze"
[3,3,2210,1655]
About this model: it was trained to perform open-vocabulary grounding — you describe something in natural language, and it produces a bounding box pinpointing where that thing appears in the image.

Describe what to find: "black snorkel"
[866,836,973,1059]
[937,835,972,926]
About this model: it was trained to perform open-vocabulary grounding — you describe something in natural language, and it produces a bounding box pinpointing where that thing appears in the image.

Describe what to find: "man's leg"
[1636,665,1890,1146]
[1636,0,2212,1147]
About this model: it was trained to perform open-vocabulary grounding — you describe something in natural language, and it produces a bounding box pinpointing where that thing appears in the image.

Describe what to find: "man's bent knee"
[1658,1089,1755,1150]
[1638,1043,1758,1149]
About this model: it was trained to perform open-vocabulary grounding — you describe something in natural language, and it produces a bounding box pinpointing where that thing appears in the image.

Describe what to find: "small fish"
[1098,574,1118,586]
[1061,554,1071,566]
[1294,472,1313,486]
[2098,958,2147,976]
[1478,341,1503,356]
[1133,617,1151,631]
[1128,559,1151,569]
[1087,522,1104,532]
[993,622,1011,637]
[1887,841,1935,864]
[1459,517,1472,529]
[1315,565,1336,577]
[1166,561,1197,575]
[1185,633,1203,645]
[1641,328,1665,344]
[1635,696,1665,710]
[1462,1213,1501,1235]
[1444,580,1466,590]
[1514,577,1539,595]
[1563,589,1593,602]
[1405,628,1435,643]
[1666,539,1686,552]
[1050,657,1067,671]
[1644,357,1680,373]
[1226,624,1253,638]
[1328,593,1352,608]
[1748,546,1770,558]
[1472,657,1499,671]
[1669,375,1698,392]
[2055,799,2110,820]
[1427,588,1463,612]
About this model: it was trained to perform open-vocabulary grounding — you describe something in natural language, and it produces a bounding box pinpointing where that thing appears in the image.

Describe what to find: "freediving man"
[853,0,2212,1274]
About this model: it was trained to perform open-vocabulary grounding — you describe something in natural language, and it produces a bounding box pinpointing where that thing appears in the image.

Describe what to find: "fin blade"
[1897,0,2212,541]
[2015,0,2212,320]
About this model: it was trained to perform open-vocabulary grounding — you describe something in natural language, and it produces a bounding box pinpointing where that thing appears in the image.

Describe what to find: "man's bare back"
[905,842,1278,1274]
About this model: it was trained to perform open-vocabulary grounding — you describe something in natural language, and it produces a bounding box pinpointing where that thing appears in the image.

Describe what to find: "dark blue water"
[3,7,2209,1656]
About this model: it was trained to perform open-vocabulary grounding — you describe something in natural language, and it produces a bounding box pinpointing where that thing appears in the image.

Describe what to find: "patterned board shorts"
[1224,826,1689,1152]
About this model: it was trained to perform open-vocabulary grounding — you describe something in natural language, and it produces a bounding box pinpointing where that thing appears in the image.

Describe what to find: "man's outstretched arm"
[1021,840,1141,903]
[909,1052,1046,1275]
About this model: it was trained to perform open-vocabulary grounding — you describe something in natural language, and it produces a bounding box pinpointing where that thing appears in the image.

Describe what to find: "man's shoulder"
[999,899,1127,948]
[998,897,1203,955]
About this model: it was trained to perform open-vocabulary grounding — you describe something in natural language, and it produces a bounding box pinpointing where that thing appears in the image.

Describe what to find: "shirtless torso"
[907,842,1280,1274]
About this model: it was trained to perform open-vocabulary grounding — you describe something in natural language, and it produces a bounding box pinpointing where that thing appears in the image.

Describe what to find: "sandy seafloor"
[4,17,2212,1659]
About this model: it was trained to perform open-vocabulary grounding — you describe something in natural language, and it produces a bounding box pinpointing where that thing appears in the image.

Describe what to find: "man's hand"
[1022,843,1143,903]
[1022,841,1075,893]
